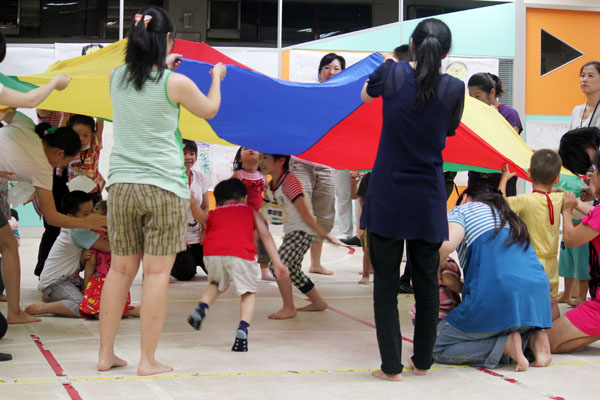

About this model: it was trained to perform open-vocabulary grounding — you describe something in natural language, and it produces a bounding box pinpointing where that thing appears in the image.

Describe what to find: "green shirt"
[107,65,189,199]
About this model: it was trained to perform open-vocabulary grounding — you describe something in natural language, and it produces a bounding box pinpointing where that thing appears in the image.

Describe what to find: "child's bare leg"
[308,242,333,275]
[269,277,297,319]
[528,330,552,367]
[297,287,328,312]
[201,283,223,306]
[25,301,78,318]
[240,292,256,323]
[567,279,589,307]
[137,253,176,376]
[504,331,529,372]
[358,247,371,285]
[189,283,225,330]
[551,301,560,321]
[82,254,96,291]
[98,254,140,372]
[0,226,40,324]
[557,278,574,303]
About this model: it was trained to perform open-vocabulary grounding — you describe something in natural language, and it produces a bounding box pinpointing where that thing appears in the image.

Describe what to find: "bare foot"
[297,301,328,312]
[407,357,428,375]
[0,293,6,302]
[372,369,403,381]
[358,276,370,285]
[261,269,276,281]
[505,332,529,372]
[123,307,140,318]
[97,354,128,371]
[555,291,569,303]
[268,307,297,320]
[528,330,552,367]
[309,265,333,275]
[9,308,42,323]
[567,298,586,308]
[137,359,173,376]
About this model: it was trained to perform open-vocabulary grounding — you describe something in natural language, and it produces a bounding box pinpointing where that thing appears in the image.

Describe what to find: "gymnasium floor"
[0,226,599,400]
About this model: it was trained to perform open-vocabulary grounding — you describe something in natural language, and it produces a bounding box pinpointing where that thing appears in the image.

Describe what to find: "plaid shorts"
[271,230,315,293]
[107,183,188,256]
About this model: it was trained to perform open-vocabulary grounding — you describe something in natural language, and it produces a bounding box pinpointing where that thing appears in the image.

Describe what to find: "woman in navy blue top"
[360,18,465,381]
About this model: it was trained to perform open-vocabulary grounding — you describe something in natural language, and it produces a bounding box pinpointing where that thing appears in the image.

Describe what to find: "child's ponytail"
[124,6,175,91]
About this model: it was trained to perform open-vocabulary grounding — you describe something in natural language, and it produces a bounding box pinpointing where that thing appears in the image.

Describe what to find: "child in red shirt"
[187,179,288,351]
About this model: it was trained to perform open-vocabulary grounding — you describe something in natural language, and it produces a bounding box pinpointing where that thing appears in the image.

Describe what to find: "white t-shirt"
[0,112,53,191]
[185,168,210,244]
[570,103,600,129]
[39,228,100,290]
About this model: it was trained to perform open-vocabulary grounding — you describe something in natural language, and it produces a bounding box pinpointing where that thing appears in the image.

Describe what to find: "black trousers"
[171,243,206,281]
[369,232,441,373]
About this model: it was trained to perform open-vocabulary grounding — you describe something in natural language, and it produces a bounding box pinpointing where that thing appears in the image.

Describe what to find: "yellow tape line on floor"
[5,361,599,384]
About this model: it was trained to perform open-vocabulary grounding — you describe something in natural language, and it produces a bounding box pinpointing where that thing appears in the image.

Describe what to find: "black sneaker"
[188,306,206,330]
[340,236,361,247]
[398,282,414,294]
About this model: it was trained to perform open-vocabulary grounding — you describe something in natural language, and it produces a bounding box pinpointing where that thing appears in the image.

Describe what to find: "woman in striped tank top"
[97,6,226,376]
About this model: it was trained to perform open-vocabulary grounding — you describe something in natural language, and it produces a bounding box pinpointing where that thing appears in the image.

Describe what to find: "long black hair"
[410,18,452,111]
[34,123,81,157]
[458,183,530,250]
[467,72,505,98]
[125,6,175,91]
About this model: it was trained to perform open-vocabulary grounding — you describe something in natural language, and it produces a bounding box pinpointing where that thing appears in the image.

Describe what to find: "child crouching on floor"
[26,191,109,318]
[187,178,289,351]
[79,201,139,318]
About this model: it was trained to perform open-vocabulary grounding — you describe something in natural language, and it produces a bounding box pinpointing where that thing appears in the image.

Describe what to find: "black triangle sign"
[541,29,584,76]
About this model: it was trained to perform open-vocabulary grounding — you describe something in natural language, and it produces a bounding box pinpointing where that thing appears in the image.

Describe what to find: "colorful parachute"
[1,39,578,186]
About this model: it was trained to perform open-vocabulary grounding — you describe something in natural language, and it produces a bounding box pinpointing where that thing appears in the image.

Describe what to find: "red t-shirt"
[203,202,256,261]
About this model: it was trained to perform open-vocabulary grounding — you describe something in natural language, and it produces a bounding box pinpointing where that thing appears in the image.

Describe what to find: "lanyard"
[533,190,554,225]
[580,100,600,128]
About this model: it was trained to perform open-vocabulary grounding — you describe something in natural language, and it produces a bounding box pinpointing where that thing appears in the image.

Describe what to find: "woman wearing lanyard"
[570,62,600,130]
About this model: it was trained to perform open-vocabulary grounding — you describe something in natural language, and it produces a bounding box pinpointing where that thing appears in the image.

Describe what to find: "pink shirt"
[235,169,266,211]
[410,257,461,320]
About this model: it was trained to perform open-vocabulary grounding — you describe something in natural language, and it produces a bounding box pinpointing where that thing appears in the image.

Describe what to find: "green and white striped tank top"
[107,65,189,199]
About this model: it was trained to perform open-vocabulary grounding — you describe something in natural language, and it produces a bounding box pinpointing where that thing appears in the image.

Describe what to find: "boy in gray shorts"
[25,191,109,317]
[188,179,289,351]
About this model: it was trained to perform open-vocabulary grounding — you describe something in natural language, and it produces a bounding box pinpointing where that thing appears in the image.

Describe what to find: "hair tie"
[134,14,152,29]
[45,126,57,135]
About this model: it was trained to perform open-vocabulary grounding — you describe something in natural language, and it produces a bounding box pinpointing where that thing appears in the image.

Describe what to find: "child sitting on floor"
[79,201,139,318]
[187,178,289,351]
[410,257,462,323]
[26,191,109,318]
[499,150,564,320]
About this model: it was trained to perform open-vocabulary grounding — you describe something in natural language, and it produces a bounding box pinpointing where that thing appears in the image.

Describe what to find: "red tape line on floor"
[30,334,83,400]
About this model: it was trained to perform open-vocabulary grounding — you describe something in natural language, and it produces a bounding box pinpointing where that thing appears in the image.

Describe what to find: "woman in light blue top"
[98,6,226,376]
[433,184,553,372]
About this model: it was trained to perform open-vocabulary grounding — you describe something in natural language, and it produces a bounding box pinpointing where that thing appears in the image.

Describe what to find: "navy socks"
[188,302,209,330]
[232,320,249,352]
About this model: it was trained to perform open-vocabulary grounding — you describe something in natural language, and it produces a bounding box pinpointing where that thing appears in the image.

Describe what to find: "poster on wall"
[442,56,499,89]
